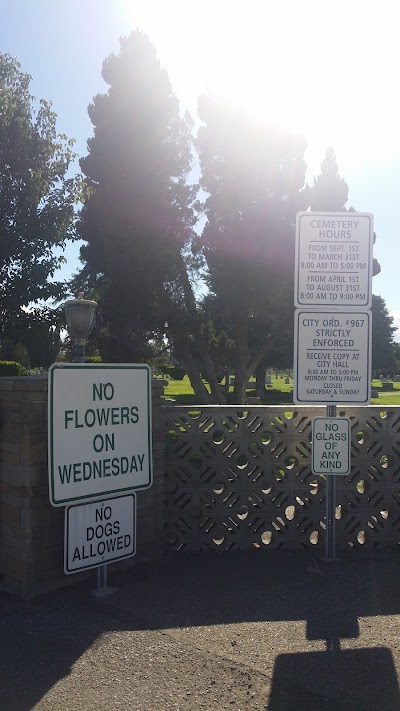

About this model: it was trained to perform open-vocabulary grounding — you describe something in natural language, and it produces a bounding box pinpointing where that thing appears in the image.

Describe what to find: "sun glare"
[127,0,400,172]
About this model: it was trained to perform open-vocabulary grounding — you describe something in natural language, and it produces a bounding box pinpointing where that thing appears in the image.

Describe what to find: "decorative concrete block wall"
[164,405,400,553]
[0,376,166,599]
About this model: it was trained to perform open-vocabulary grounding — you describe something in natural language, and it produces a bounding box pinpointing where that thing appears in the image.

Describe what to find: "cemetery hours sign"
[295,212,373,308]
[294,310,371,404]
[48,363,152,506]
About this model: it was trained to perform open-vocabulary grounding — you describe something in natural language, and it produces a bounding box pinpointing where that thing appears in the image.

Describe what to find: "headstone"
[265,373,272,385]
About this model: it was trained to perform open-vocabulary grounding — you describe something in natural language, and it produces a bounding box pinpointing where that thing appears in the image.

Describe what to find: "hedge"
[0,360,26,376]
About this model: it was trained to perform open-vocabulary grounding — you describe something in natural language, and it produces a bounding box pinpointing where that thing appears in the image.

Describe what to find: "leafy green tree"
[196,94,310,401]
[371,295,396,376]
[0,53,83,333]
[23,313,62,368]
[1,307,62,368]
[0,338,30,367]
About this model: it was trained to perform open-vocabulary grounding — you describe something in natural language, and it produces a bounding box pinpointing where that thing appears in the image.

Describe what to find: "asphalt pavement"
[1,550,400,710]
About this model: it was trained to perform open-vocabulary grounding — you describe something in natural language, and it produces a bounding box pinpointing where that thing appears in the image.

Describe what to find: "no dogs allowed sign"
[64,494,136,573]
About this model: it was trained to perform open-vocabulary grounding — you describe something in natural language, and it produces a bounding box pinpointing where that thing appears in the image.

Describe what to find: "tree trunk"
[245,331,275,385]
[224,370,230,398]
[233,305,249,403]
[179,339,212,404]
[176,261,227,404]
[255,361,266,399]
[200,343,227,404]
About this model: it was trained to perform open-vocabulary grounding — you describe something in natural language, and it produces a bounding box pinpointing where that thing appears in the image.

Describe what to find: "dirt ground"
[1,551,400,710]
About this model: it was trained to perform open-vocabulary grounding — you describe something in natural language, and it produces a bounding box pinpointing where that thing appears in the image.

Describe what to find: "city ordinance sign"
[293,310,371,404]
[48,364,152,506]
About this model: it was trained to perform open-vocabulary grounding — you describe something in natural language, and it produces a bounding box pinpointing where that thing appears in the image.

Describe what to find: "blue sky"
[2,1,400,334]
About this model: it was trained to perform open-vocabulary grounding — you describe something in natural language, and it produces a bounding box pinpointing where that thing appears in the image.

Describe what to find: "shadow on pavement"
[0,590,116,711]
[106,550,400,630]
[109,551,400,709]
[267,561,400,710]
[268,647,400,711]
[1,550,400,709]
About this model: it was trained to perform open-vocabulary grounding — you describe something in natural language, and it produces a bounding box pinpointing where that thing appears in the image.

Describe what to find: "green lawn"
[163,376,203,404]
[161,375,400,405]
[370,379,400,405]
[163,373,303,405]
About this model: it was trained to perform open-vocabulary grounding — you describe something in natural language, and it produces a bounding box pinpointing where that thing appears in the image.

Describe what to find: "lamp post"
[64,292,97,363]
[64,292,112,595]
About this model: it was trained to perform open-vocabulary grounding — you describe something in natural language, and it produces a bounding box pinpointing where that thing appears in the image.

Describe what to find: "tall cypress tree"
[196,95,310,401]
[312,147,381,276]
[311,147,349,211]
[77,32,199,365]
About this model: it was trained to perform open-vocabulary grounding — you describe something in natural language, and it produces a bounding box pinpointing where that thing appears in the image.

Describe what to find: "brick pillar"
[0,375,168,598]
[134,379,167,561]
[0,377,51,598]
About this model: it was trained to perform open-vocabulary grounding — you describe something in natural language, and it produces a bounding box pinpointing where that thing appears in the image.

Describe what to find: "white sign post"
[64,494,136,574]
[312,418,351,475]
[48,363,152,507]
[294,310,371,405]
[295,211,373,309]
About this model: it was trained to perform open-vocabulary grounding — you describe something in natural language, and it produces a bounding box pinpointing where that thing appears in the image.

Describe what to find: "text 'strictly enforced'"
[294,311,371,404]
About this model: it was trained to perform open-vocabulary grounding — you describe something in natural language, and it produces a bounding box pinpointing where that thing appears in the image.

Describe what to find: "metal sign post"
[95,563,114,598]
[48,362,152,595]
[312,416,351,475]
[64,494,136,596]
[311,413,351,558]
[294,211,374,560]
[325,405,337,560]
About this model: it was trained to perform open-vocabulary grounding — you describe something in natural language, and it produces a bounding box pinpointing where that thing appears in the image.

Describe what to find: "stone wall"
[0,376,166,599]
